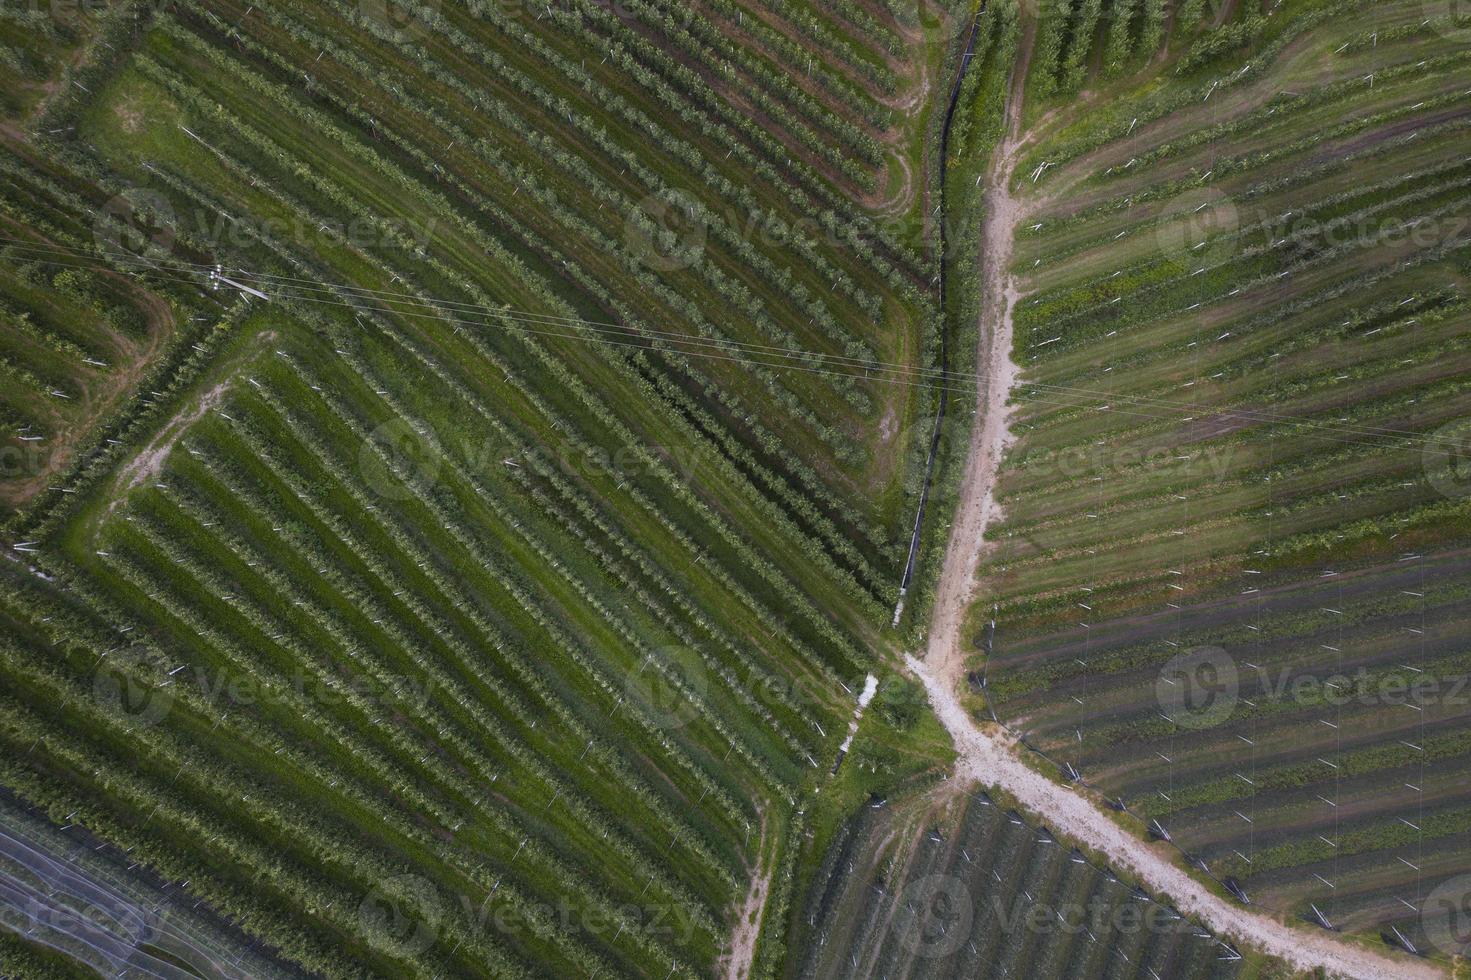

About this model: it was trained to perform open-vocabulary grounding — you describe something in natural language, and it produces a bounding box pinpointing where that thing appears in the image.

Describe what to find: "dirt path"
[920,13,1030,678]
[910,15,1444,980]
[906,655,1440,980]
[109,377,231,508]
[0,207,178,510]
[95,324,279,533]
[718,811,771,980]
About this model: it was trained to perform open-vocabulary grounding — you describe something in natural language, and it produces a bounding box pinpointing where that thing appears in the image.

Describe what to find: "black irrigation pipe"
[894,3,986,627]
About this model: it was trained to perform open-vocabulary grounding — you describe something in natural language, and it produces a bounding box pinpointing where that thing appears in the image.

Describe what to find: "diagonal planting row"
[974,0,1471,950]
[132,0,906,612]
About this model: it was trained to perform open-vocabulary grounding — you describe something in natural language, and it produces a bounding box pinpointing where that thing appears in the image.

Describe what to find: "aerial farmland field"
[0,0,1465,978]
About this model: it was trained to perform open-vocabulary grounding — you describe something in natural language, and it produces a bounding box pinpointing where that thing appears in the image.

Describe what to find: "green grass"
[966,0,1471,954]
[3,0,1466,975]
[0,0,967,976]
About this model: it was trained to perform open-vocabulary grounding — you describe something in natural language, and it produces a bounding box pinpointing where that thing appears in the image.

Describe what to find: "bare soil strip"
[920,12,1030,682]
[720,811,771,980]
[910,16,1445,979]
